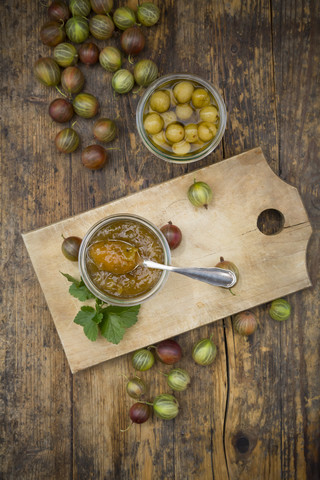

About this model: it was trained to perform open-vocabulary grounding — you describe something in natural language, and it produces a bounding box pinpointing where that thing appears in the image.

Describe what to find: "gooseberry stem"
[120,422,133,432]
[229,288,236,296]
[55,86,68,98]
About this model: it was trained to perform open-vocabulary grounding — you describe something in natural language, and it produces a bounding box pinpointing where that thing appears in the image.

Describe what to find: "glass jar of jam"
[79,214,171,306]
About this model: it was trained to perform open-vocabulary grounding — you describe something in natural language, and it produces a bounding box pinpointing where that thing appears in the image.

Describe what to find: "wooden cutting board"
[22,148,312,373]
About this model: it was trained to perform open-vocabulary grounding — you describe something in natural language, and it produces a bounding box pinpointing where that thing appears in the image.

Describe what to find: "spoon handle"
[143,260,236,288]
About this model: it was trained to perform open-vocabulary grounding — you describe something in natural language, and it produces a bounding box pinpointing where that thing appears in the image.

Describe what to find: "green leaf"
[61,272,81,287]
[100,305,140,344]
[100,313,126,344]
[74,306,103,342]
[61,272,95,301]
[115,305,141,327]
[69,282,95,301]
[63,270,141,344]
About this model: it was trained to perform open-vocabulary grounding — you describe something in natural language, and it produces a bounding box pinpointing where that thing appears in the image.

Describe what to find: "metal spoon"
[89,239,236,288]
[141,259,237,288]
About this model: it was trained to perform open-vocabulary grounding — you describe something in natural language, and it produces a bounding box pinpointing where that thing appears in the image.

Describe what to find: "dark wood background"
[1,0,319,478]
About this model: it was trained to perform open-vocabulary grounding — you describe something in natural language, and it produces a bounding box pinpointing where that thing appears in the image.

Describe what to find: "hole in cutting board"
[257,209,284,235]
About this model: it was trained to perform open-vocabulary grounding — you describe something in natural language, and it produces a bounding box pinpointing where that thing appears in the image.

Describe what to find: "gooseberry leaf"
[74,306,103,342]
[69,283,95,301]
[100,305,140,344]
[61,272,95,301]
[63,272,141,343]
[61,272,81,286]
[100,313,126,344]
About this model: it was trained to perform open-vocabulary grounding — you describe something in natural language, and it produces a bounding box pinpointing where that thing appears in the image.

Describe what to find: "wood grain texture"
[272,1,320,479]
[1,0,319,479]
[217,2,283,478]
[23,148,312,372]
[0,1,72,479]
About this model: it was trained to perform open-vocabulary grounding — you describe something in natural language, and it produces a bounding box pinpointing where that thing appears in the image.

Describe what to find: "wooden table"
[1,1,319,478]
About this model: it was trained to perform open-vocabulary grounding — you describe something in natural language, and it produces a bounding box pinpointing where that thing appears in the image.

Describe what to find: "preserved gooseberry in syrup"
[143,79,221,157]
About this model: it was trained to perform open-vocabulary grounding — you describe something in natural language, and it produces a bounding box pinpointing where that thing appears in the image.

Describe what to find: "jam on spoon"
[88,239,139,275]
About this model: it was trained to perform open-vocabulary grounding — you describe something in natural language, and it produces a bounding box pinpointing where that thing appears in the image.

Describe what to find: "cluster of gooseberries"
[143,80,220,156]
[122,297,293,430]
[35,0,161,168]
[97,1,160,93]
[122,294,293,430]
[121,336,219,430]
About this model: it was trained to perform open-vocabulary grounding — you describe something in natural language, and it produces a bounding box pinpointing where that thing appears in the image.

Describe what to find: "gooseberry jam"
[85,219,165,299]
[143,79,221,157]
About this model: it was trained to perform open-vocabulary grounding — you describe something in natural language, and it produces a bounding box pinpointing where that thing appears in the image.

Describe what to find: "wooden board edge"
[70,281,313,374]
[21,147,266,239]
[21,232,77,373]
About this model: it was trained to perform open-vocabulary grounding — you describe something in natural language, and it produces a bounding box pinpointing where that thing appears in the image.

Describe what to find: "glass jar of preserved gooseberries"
[136,74,227,164]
